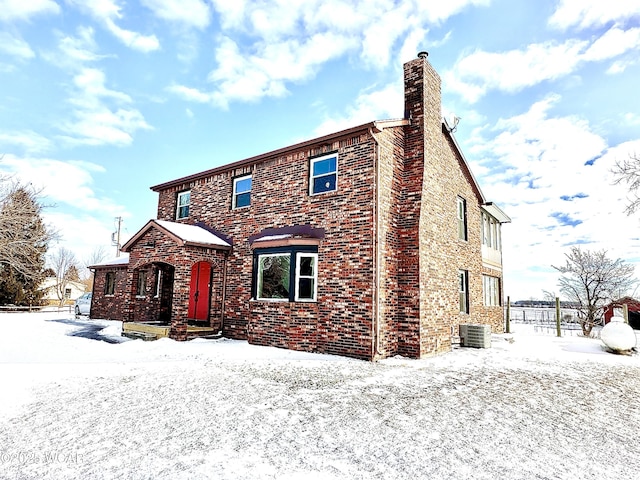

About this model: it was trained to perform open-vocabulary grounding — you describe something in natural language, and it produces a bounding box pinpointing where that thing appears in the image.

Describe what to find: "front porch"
[122,322,221,341]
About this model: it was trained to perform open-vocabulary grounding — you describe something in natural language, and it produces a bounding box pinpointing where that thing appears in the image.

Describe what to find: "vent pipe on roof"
[417,51,428,59]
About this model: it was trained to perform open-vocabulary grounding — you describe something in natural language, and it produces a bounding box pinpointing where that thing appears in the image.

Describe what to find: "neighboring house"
[40,277,86,305]
[90,54,510,360]
[603,297,640,329]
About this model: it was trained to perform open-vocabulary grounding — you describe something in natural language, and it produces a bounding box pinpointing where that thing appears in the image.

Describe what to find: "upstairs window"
[310,154,337,195]
[457,196,467,241]
[105,272,116,295]
[233,175,252,209]
[176,190,190,219]
[481,212,502,250]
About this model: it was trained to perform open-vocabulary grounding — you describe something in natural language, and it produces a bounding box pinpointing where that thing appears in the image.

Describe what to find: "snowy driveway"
[1,312,639,479]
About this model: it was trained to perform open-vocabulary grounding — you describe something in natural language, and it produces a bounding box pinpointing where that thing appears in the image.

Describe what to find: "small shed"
[603,297,640,330]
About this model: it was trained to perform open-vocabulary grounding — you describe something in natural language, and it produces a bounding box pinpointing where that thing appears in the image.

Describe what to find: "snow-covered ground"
[1,312,639,480]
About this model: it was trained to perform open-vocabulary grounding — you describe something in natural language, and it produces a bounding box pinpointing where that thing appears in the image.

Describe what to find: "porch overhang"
[122,220,232,252]
[248,224,325,249]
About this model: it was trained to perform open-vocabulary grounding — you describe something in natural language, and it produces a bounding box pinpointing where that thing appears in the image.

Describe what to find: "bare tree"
[552,247,635,336]
[0,176,56,304]
[49,247,80,307]
[82,246,108,291]
[612,153,640,215]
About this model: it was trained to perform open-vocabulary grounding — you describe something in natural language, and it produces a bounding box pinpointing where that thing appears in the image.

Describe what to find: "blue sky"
[1,0,640,300]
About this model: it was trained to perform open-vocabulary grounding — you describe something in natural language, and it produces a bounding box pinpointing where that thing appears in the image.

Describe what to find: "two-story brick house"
[90,53,510,360]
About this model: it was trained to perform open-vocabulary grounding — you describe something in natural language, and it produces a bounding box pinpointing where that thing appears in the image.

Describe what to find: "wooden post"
[556,297,561,337]
[623,303,629,324]
[506,296,511,333]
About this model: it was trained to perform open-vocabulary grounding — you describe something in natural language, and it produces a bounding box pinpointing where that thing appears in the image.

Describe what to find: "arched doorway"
[188,261,211,321]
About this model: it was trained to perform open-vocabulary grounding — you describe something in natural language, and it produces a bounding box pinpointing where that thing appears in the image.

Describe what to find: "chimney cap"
[417,51,428,59]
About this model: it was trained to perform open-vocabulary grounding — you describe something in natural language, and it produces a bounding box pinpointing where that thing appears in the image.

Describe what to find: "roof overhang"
[481,202,512,223]
[248,225,325,249]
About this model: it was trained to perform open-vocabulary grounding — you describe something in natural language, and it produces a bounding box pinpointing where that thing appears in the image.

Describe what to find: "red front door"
[188,262,211,320]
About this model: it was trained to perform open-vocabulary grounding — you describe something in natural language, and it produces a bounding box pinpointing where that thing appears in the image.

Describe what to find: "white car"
[75,292,92,316]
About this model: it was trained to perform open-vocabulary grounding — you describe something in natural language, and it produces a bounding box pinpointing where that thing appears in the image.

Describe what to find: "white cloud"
[141,0,212,29]
[66,0,160,52]
[549,0,640,30]
[447,22,640,102]
[0,32,34,58]
[58,68,151,146]
[166,84,214,104]
[0,154,129,261]
[0,130,52,154]
[42,27,107,70]
[0,0,60,22]
[607,58,640,74]
[314,82,403,136]
[0,155,123,215]
[171,0,483,107]
[582,26,640,61]
[467,97,640,298]
[445,40,589,103]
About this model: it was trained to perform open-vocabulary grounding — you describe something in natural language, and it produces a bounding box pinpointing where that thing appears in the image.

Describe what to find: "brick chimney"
[395,53,443,357]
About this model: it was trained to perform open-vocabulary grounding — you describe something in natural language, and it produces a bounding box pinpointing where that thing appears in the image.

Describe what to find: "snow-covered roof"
[155,220,231,248]
[122,220,231,252]
[89,254,130,269]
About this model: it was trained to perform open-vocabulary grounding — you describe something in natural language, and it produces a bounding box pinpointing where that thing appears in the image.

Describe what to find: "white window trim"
[233,174,252,209]
[154,269,162,298]
[256,253,291,302]
[176,190,190,219]
[309,154,338,196]
[294,253,318,302]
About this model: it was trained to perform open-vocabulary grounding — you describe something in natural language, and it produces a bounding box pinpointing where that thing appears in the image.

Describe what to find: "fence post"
[623,303,629,324]
[555,297,561,337]
[506,296,511,333]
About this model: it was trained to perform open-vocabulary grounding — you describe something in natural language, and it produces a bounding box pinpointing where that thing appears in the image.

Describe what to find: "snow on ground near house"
[1,313,639,480]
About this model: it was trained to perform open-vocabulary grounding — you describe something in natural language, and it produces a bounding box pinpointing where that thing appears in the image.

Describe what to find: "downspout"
[219,250,229,336]
[369,127,382,358]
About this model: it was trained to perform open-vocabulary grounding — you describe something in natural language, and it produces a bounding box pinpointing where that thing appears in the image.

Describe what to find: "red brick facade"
[89,55,509,360]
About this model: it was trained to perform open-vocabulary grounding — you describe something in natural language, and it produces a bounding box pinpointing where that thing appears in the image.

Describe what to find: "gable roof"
[121,220,232,252]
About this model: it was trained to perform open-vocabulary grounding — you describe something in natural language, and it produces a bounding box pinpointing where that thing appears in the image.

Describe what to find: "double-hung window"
[233,175,252,209]
[136,271,147,297]
[310,154,337,195]
[295,253,318,301]
[254,248,318,302]
[459,270,469,314]
[457,196,467,241]
[105,272,116,295]
[176,190,190,219]
[483,275,501,306]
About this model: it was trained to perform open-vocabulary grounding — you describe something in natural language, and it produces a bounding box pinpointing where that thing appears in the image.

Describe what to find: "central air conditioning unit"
[459,324,491,348]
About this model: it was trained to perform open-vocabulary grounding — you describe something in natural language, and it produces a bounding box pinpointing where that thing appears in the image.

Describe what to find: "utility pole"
[112,216,122,257]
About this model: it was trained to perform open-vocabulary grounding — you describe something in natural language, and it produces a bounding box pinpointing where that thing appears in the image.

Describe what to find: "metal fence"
[508,307,599,337]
